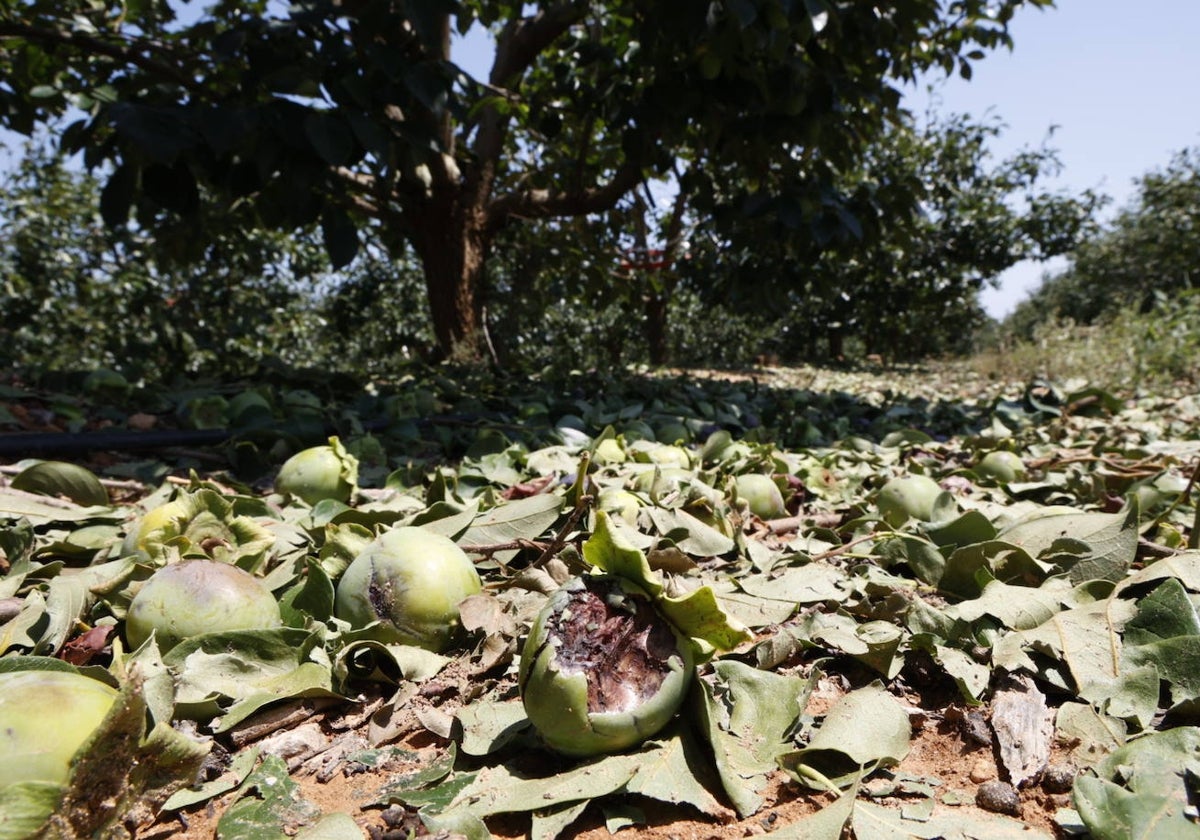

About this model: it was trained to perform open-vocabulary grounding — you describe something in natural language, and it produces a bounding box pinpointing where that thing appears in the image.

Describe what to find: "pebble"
[1041,763,1076,794]
[968,759,996,783]
[976,780,1021,816]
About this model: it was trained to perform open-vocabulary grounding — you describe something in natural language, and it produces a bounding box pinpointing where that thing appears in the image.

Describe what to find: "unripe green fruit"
[646,445,692,469]
[735,473,786,519]
[335,527,482,652]
[121,499,191,559]
[519,575,694,757]
[126,560,282,651]
[975,451,1027,483]
[876,475,942,527]
[0,671,118,787]
[276,442,358,505]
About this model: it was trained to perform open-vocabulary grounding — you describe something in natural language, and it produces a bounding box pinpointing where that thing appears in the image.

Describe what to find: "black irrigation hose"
[0,413,532,458]
[0,428,236,457]
[0,418,398,458]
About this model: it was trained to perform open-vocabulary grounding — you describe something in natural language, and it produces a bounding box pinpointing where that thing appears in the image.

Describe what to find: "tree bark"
[409,198,490,360]
[644,294,669,366]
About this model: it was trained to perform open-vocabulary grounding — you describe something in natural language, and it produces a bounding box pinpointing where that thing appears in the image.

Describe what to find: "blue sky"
[903,0,1200,317]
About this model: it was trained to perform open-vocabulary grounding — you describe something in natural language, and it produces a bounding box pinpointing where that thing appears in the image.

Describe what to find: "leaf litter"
[1,362,1199,839]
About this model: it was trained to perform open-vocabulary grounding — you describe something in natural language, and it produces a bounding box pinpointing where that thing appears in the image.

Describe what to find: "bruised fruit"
[876,475,943,526]
[335,527,482,652]
[735,473,786,519]
[126,559,282,651]
[276,437,359,505]
[0,670,118,787]
[519,575,694,757]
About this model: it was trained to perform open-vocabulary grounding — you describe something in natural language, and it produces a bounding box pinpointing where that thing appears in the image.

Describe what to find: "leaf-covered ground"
[2,362,1199,840]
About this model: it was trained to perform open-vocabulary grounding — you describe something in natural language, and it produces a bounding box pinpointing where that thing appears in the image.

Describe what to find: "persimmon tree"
[673,111,1102,360]
[1,0,1052,358]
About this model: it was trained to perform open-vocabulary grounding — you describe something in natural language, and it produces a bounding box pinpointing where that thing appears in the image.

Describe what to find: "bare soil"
[142,675,1070,840]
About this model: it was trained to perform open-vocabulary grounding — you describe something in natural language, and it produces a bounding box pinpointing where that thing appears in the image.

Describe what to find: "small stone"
[976,780,1021,816]
[380,806,407,828]
[1042,763,1076,794]
[969,759,996,784]
[961,710,992,746]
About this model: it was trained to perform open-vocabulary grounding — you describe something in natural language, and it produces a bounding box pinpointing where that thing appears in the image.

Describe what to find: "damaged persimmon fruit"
[519,574,694,757]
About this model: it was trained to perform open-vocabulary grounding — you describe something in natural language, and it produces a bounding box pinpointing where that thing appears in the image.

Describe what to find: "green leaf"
[1074,729,1200,840]
[625,728,728,817]
[1073,778,1196,840]
[923,509,996,548]
[995,598,1139,702]
[939,540,1044,599]
[38,558,135,656]
[583,511,663,597]
[1123,578,1200,645]
[0,782,63,840]
[163,747,260,811]
[293,812,366,840]
[530,800,590,840]
[761,779,857,839]
[304,112,355,166]
[658,584,752,654]
[853,798,1054,839]
[163,628,336,724]
[456,698,530,757]
[0,488,118,526]
[644,507,735,556]
[997,503,1139,584]
[1123,636,1200,706]
[779,683,911,790]
[437,751,642,818]
[1054,701,1127,768]
[371,743,458,807]
[1114,550,1200,596]
[932,644,990,704]
[948,577,1069,630]
[697,660,812,817]
[280,558,336,624]
[217,755,319,839]
[458,494,563,563]
[734,561,852,605]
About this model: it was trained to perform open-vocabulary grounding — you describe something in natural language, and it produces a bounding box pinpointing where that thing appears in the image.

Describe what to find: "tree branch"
[488,160,643,228]
[490,2,588,87]
[463,2,588,209]
[0,22,204,94]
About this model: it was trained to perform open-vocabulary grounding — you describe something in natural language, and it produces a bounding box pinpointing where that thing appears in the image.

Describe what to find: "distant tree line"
[1005,146,1200,338]
[1,110,1102,379]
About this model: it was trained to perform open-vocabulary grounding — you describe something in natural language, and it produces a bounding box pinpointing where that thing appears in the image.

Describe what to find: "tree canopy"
[1006,145,1200,337]
[2,0,1053,358]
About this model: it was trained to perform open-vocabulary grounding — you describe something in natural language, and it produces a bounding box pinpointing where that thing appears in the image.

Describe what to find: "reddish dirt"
[143,680,1068,840]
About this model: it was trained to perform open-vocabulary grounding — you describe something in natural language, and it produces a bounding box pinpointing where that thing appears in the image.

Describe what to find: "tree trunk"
[645,293,669,366]
[410,200,490,360]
